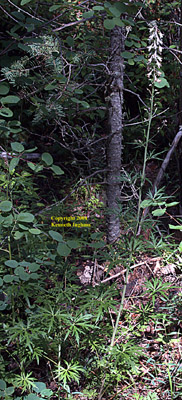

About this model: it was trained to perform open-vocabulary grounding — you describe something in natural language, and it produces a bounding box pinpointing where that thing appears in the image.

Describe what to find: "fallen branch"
[99,257,162,284]
[0,152,40,159]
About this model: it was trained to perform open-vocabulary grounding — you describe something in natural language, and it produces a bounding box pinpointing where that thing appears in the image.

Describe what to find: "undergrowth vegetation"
[0,144,182,400]
[1,1,182,399]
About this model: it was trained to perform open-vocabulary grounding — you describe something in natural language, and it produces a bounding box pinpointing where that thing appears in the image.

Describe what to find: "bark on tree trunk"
[106,26,125,243]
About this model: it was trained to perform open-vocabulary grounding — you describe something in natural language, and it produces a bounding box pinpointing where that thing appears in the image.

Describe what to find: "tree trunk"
[106,26,125,243]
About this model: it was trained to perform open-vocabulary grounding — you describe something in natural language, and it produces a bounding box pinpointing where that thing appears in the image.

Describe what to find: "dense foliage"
[1,1,182,399]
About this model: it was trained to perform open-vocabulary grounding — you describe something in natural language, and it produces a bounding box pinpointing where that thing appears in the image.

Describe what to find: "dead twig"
[99,257,162,284]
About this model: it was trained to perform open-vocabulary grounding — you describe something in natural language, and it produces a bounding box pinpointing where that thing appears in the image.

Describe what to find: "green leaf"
[25,147,37,152]
[152,208,166,216]
[90,241,105,249]
[0,108,13,117]
[109,5,122,17]
[34,382,46,393]
[5,387,14,395]
[167,202,179,207]
[29,273,39,280]
[113,17,124,27]
[57,243,71,257]
[1,214,13,227]
[27,263,40,272]
[44,83,57,91]
[128,59,135,65]
[18,43,31,52]
[104,19,115,30]
[93,6,104,10]
[179,241,182,252]
[27,162,36,171]
[0,84,9,95]
[1,96,20,104]
[29,228,42,235]
[18,223,29,230]
[25,394,40,400]
[41,389,53,397]
[134,55,146,62]
[50,165,64,175]
[21,0,32,5]
[71,97,79,104]
[0,200,12,212]
[121,51,134,59]
[49,5,62,12]
[125,40,134,47]
[14,266,24,275]
[80,100,90,108]
[5,260,18,268]
[104,1,112,7]
[0,380,6,390]
[67,239,80,249]
[82,11,94,18]
[114,2,128,12]
[154,78,170,89]
[169,224,182,230]
[3,274,14,283]
[27,24,35,32]
[0,278,3,286]
[9,157,19,172]
[14,231,24,240]
[27,162,43,172]
[15,267,30,281]
[11,142,24,153]
[49,230,63,241]
[17,212,34,223]
[41,152,53,166]
[66,36,74,47]
[140,199,153,208]
[12,11,25,21]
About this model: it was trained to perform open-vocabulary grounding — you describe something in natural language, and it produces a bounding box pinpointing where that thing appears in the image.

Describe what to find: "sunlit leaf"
[140,199,153,208]
[152,208,166,216]
[179,241,182,252]
[169,224,182,230]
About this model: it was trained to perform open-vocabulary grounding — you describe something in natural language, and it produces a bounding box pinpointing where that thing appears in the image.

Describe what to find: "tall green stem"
[110,267,130,348]
[135,84,155,234]
[110,83,155,349]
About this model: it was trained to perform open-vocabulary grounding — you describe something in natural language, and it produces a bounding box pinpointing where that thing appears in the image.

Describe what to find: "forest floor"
[43,250,182,400]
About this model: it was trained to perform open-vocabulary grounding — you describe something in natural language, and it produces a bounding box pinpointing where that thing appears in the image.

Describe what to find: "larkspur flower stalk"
[136,21,164,235]
[147,20,164,83]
